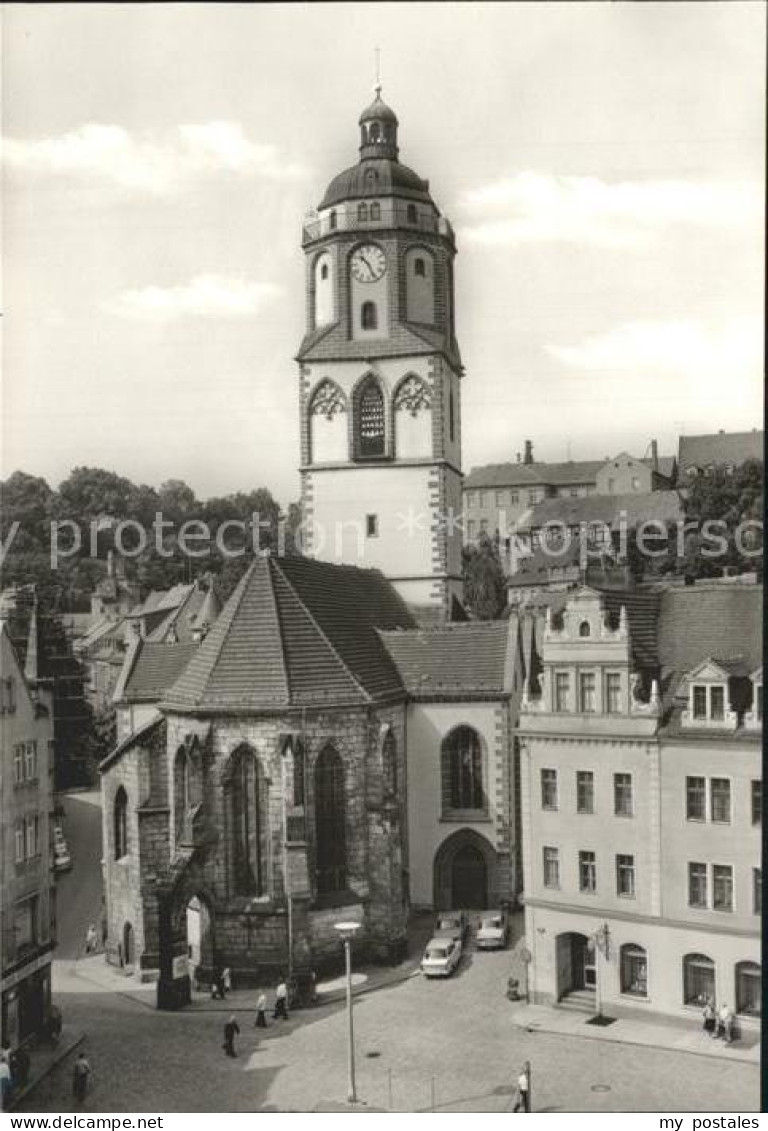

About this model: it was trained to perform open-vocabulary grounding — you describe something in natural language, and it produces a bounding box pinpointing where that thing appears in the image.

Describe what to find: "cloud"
[103,274,282,320]
[547,317,762,376]
[459,172,761,248]
[3,122,307,193]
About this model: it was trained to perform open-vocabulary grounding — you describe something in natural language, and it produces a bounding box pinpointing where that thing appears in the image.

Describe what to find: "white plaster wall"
[314,253,335,325]
[406,701,503,907]
[526,902,760,1024]
[308,464,434,577]
[405,247,435,324]
[311,409,348,462]
[394,403,431,458]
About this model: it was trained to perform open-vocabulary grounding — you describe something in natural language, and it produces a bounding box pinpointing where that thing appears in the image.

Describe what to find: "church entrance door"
[451,843,488,909]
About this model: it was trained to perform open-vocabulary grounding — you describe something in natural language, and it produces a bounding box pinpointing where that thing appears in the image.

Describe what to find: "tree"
[462,533,507,620]
[679,459,763,578]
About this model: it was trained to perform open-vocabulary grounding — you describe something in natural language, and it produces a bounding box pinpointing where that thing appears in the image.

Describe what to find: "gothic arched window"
[441,727,485,813]
[228,746,267,896]
[358,202,368,222]
[315,745,346,893]
[361,301,378,330]
[355,377,385,457]
[114,787,128,859]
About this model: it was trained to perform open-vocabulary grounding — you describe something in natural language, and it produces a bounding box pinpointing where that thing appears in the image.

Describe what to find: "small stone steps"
[557,989,596,1013]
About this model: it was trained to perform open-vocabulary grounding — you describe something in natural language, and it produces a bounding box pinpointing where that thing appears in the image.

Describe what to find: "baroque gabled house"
[518,581,761,1025]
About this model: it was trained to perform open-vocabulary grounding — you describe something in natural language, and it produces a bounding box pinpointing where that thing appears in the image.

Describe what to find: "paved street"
[20,946,759,1113]
[55,790,104,959]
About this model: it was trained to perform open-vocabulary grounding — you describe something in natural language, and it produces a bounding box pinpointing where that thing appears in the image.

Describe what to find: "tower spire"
[374,46,381,97]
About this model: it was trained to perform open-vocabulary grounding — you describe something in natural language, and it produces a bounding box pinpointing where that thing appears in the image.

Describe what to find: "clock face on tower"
[350,245,386,283]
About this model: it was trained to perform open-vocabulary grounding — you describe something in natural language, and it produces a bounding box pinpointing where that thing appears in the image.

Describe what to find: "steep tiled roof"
[117,641,199,703]
[162,556,415,712]
[519,490,683,532]
[656,584,762,715]
[678,430,763,475]
[378,620,511,697]
[126,584,195,619]
[596,588,662,669]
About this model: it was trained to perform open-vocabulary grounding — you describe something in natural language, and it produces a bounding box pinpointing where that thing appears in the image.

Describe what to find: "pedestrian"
[85,924,97,955]
[71,1051,92,1105]
[513,1061,530,1113]
[211,966,224,1000]
[223,1015,240,1058]
[274,978,288,1021]
[254,992,268,1028]
[10,1046,29,1091]
[0,1056,12,1111]
[222,967,232,995]
[702,997,716,1035]
[721,1004,735,1044]
[716,1003,731,1040]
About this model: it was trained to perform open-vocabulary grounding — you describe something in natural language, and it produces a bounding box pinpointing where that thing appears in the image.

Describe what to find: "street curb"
[511,1013,759,1066]
[5,1030,86,1111]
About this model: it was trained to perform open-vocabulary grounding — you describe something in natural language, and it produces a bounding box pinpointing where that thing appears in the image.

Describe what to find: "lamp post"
[281,738,293,983]
[594,923,610,1019]
[335,920,361,1104]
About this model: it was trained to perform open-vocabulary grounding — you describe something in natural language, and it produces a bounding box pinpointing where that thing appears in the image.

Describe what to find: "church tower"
[297,87,464,617]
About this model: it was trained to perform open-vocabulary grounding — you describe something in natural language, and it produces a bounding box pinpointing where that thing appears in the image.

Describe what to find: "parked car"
[433,911,468,944]
[53,843,72,872]
[476,910,509,950]
[421,936,462,978]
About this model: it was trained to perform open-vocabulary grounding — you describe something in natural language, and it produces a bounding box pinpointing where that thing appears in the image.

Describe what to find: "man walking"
[274,978,289,1021]
[223,1015,240,1058]
[513,1061,531,1113]
[254,992,268,1028]
[72,1051,92,1105]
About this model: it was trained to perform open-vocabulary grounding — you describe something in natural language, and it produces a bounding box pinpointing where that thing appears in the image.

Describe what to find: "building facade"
[518,582,761,1025]
[0,625,55,1051]
[297,89,464,617]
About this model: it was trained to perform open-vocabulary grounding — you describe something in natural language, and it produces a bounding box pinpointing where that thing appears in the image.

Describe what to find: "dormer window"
[745,670,762,729]
[579,620,591,638]
[683,659,737,729]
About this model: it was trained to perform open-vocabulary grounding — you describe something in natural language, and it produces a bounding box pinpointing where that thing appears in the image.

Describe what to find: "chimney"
[650,439,659,472]
[524,440,534,465]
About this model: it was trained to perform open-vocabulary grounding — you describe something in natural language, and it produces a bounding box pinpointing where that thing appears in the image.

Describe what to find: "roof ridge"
[263,558,291,702]
[271,558,371,703]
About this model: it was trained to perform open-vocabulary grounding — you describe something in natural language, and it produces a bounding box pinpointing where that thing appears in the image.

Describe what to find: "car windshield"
[426,946,449,959]
[482,917,502,929]
[438,917,458,928]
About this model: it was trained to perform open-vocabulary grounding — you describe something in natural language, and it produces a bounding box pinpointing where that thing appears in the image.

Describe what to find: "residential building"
[463,444,676,545]
[678,430,763,480]
[0,624,55,1052]
[518,581,761,1025]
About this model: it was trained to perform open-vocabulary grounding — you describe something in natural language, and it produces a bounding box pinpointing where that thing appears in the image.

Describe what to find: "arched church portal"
[433,829,496,911]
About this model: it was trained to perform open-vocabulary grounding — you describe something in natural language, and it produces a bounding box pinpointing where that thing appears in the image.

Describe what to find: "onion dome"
[318,87,434,210]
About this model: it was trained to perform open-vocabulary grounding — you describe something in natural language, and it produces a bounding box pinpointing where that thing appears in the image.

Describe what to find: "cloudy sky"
[3,2,764,506]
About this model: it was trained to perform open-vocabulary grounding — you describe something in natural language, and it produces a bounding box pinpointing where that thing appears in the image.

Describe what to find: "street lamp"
[594,923,610,1019]
[335,920,361,1104]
